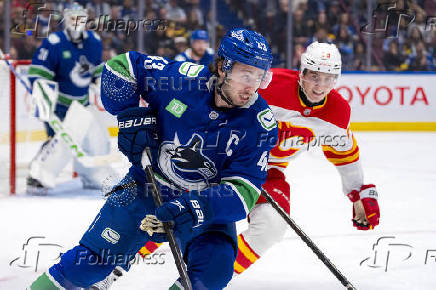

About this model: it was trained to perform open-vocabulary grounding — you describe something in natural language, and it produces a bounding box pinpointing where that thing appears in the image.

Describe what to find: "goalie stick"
[141,147,193,290]
[260,189,356,290]
[0,49,116,168]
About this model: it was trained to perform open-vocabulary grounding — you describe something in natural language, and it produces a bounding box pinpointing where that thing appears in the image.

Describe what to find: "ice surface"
[1,132,436,289]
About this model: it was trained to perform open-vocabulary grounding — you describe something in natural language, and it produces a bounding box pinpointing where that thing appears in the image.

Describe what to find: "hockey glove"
[117,107,158,167]
[347,184,380,230]
[140,214,168,243]
[259,168,291,214]
[155,191,213,235]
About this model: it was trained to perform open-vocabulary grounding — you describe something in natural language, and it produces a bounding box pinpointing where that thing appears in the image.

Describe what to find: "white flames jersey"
[258,68,364,194]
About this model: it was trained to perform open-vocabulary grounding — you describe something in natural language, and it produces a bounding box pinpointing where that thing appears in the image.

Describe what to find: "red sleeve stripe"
[334,156,360,167]
[323,145,359,160]
[322,135,358,156]
[268,161,289,168]
[324,150,360,166]
[138,241,162,257]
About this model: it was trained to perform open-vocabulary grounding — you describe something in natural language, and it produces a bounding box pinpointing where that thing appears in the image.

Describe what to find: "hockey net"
[0,60,129,196]
[0,59,42,195]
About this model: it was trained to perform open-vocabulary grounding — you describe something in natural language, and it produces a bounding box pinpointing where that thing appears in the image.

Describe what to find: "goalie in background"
[26,2,116,193]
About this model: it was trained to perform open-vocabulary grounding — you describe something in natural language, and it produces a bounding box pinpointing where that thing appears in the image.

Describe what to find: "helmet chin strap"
[298,72,309,98]
[216,74,235,107]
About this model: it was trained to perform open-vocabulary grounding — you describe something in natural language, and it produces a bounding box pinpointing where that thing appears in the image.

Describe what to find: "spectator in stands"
[291,43,304,69]
[120,0,138,20]
[335,25,354,70]
[175,29,214,66]
[383,41,404,71]
[305,27,332,47]
[86,0,111,19]
[327,1,341,28]
[332,12,357,39]
[102,47,117,62]
[165,0,187,23]
[315,11,330,32]
[405,41,435,71]
[186,0,204,27]
[185,8,203,32]
[352,41,366,71]
[174,36,188,55]
[8,46,19,60]
[293,9,310,45]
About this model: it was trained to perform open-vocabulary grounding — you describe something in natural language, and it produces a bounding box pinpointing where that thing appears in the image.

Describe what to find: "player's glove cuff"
[117,107,158,166]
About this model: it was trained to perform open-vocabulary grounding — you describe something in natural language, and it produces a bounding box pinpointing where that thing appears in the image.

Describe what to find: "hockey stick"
[260,189,356,290]
[141,147,193,290]
[0,51,115,168]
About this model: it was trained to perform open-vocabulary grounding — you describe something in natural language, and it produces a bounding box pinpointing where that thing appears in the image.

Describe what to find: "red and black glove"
[347,184,380,230]
[258,168,291,214]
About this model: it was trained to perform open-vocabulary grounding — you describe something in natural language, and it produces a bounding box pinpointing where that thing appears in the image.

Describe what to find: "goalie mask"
[63,2,88,43]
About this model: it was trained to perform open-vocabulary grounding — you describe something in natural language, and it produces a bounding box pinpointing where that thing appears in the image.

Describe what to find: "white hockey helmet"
[300,42,342,75]
[63,2,88,40]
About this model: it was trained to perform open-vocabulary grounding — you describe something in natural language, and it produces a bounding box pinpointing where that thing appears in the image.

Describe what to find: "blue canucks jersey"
[174,48,215,66]
[101,51,278,224]
[28,30,103,107]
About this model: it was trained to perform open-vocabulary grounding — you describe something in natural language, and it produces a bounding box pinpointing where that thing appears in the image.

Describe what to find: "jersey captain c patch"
[257,108,277,131]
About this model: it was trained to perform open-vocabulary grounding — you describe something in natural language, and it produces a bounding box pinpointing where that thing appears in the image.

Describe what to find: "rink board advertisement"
[3,69,436,145]
[337,72,436,131]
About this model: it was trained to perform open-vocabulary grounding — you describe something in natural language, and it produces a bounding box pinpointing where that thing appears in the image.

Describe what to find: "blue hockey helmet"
[217,28,273,72]
[191,29,209,42]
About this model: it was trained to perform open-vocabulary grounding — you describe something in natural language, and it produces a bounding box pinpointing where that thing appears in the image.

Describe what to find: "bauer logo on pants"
[101,228,120,244]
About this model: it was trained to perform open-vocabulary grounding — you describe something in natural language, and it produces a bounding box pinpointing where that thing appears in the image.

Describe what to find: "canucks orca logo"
[70,55,94,88]
[158,133,217,190]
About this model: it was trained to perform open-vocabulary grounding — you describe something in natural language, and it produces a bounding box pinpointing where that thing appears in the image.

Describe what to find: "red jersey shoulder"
[258,68,299,109]
[319,89,351,129]
[258,68,351,129]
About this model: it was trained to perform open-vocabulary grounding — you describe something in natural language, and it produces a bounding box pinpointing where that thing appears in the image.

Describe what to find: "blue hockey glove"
[155,192,213,235]
[117,107,158,166]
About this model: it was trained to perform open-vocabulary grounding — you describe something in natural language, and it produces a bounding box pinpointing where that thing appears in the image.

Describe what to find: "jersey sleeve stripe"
[323,145,359,160]
[268,161,289,168]
[322,135,358,155]
[28,65,55,80]
[221,177,261,213]
[325,150,360,165]
[221,181,249,214]
[105,53,136,83]
[92,63,104,77]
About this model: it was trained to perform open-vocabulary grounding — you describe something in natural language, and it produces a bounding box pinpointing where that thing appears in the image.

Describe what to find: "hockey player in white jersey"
[232,42,380,274]
[26,3,116,193]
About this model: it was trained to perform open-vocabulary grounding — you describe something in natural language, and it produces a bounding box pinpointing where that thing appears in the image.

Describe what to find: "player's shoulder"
[245,94,278,134]
[323,88,351,129]
[84,30,102,44]
[174,53,186,62]
[169,59,211,79]
[258,68,299,107]
[45,31,64,46]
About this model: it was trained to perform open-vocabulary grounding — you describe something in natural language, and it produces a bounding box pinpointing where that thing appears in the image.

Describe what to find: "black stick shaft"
[143,148,192,290]
[261,189,356,290]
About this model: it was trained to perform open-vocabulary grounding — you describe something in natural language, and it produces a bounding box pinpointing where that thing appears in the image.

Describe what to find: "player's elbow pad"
[100,66,139,115]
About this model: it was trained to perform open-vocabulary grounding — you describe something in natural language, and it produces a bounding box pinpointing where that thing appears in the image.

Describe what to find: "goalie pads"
[31,79,59,122]
[29,101,94,188]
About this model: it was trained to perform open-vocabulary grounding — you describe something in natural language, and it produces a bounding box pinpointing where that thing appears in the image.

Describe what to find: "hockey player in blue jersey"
[175,29,214,66]
[29,28,277,290]
[26,3,116,192]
